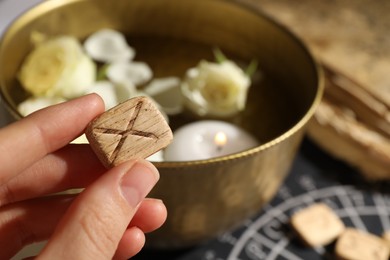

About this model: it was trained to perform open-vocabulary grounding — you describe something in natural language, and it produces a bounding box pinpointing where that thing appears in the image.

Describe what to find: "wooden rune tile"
[85,96,173,168]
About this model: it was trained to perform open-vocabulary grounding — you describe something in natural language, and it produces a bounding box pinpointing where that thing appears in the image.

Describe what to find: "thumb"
[38,159,159,259]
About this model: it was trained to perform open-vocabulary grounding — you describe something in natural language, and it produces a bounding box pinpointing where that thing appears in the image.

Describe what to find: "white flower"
[181,60,251,117]
[85,81,119,110]
[17,96,66,116]
[143,77,183,115]
[18,36,96,98]
[85,79,140,111]
[83,29,135,63]
[107,61,153,86]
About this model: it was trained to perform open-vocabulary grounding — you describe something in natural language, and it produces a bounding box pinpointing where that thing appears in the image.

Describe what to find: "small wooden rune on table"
[85,96,173,168]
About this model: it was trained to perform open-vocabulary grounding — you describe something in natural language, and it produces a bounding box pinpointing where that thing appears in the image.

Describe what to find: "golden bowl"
[0,0,323,248]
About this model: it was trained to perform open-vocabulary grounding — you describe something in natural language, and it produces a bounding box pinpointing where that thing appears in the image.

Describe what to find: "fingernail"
[120,161,160,208]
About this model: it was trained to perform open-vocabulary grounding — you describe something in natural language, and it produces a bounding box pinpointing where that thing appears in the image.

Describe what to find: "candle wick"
[217,144,223,152]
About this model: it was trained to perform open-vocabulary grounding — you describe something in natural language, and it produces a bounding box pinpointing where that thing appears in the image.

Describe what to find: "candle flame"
[214,131,227,147]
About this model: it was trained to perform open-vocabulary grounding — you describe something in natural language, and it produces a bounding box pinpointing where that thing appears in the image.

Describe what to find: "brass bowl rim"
[0,0,324,169]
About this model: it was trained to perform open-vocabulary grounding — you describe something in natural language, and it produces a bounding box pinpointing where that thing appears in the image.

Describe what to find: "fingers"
[0,195,74,259]
[39,160,160,259]
[0,144,106,206]
[0,196,165,259]
[129,198,167,233]
[0,94,104,184]
[114,227,145,260]
[115,199,168,259]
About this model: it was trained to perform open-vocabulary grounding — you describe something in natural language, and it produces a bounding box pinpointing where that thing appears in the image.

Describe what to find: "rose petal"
[84,29,135,63]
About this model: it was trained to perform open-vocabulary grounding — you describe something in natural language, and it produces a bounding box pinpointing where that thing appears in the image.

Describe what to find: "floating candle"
[164,120,259,161]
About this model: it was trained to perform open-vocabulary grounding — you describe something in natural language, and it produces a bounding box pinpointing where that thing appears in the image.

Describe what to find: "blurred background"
[1,0,389,259]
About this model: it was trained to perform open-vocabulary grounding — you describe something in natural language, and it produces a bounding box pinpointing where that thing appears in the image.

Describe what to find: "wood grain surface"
[247,0,390,179]
[85,96,173,168]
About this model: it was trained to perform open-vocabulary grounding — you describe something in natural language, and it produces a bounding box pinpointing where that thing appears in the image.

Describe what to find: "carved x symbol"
[95,100,158,161]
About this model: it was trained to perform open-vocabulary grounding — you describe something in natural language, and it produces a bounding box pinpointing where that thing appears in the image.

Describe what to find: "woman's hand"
[0,94,167,259]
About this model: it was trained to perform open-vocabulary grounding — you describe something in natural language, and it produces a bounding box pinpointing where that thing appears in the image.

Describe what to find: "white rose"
[181,60,250,117]
[19,36,96,98]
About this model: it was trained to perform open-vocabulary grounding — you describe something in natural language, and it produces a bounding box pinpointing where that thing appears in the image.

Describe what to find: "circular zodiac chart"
[196,159,390,260]
[227,185,390,259]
